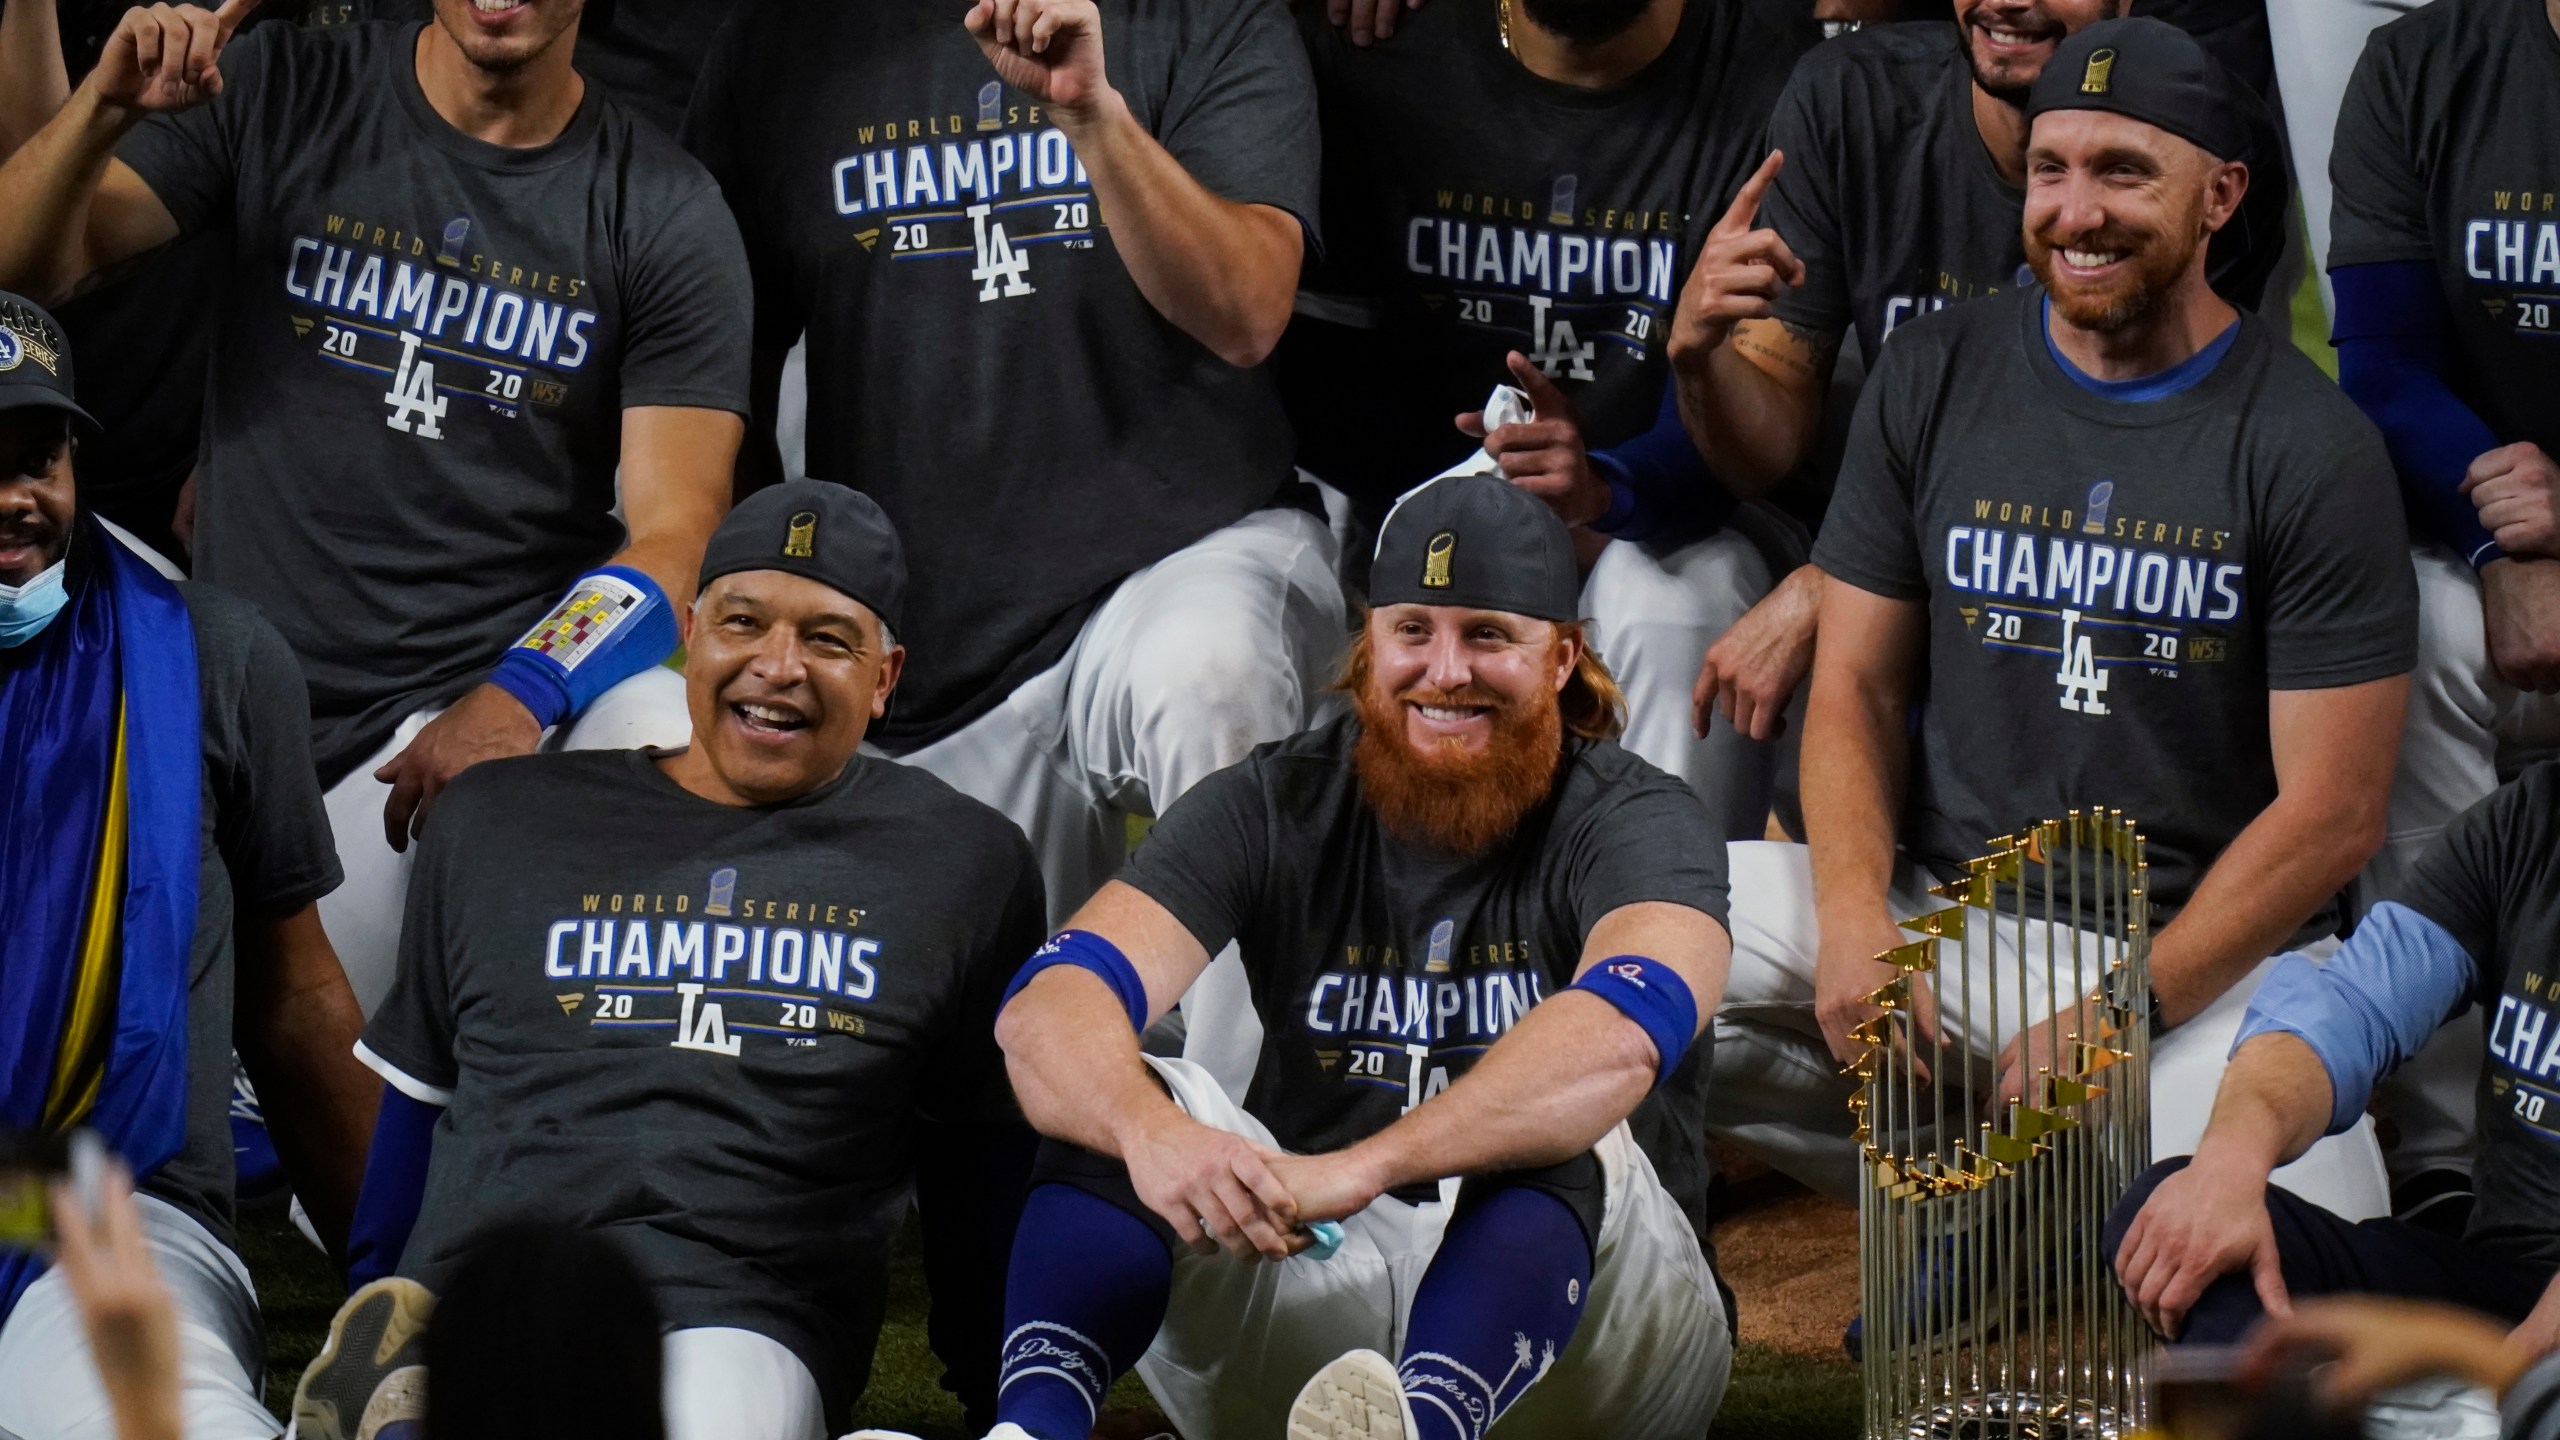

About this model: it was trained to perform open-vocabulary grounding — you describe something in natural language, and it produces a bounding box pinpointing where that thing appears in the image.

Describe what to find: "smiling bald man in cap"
[865,473,1735,1440]
[300,482,1047,1440]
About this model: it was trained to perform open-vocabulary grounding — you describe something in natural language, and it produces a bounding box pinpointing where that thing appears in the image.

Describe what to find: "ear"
[675,593,697,648]
[870,643,906,720]
[2201,157,2248,236]
[1550,625,1582,694]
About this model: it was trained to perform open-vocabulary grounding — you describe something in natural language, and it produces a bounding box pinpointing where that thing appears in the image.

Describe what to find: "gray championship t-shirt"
[2329,0,2560,464]
[361,749,1044,1415]
[1810,291,2416,928]
[149,577,344,1249]
[1116,714,1731,1241]
[684,0,1320,748]
[1765,22,2290,370]
[2394,763,2560,1266]
[1286,0,1813,515]
[117,21,753,784]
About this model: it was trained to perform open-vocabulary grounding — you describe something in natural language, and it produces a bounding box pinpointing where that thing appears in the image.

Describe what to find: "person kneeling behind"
[861,474,1736,1440]
[2107,762,2560,1353]
[295,483,1048,1440]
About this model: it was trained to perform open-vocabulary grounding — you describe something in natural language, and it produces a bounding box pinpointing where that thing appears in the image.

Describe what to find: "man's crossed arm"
[994,880,1727,1262]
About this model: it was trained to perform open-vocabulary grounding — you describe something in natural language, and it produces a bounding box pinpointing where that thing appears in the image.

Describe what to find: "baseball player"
[1283,0,1816,842]
[0,289,376,1440]
[2317,0,2560,1223]
[1713,21,2416,1216]
[0,0,754,1017]
[299,484,1047,1440]
[2105,763,2560,1348]
[858,473,1733,1440]
[1669,0,2290,759]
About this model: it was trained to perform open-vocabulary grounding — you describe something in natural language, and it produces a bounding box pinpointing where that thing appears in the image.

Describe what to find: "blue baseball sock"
[995,1184,1174,1440]
[1397,1186,1594,1440]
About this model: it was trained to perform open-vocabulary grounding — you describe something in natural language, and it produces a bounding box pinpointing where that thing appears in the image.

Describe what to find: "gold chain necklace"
[1498,0,1513,50]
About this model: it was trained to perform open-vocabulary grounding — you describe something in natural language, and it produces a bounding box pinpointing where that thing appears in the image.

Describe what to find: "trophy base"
[1882,1393,2136,1440]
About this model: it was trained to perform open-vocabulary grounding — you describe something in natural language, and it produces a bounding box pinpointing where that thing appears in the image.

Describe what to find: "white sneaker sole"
[1287,1348,1415,1440]
[293,1277,436,1440]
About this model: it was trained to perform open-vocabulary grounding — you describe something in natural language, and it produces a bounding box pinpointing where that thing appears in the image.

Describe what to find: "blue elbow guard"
[1002,930,1149,1033]
[487,565,678,730]
[1569,955,1699,1087]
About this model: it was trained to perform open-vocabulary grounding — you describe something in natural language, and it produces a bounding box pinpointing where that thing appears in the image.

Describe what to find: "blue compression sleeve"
[1588,376,1738,547]
[1001,931,1148,1032]
[1567,955,1699,1085]
[344,1084,441,1291]
[486,565,679,730]
[2331,262,2507,567]
[2232,902,2483,1135]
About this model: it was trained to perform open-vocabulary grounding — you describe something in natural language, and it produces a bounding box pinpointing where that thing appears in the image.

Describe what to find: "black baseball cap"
[1370,473,1578,623]
[0,290,95,430]
[2026,18,2249,164]
[699,481,907,637]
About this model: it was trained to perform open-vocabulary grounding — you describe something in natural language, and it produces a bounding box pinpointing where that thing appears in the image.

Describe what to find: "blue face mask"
[0,558,69,647]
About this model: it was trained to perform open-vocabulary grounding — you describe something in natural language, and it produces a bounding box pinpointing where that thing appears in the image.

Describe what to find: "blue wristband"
[488,566,678,730]
[1568,954,1698,1087]
[1002,929,1149,1033]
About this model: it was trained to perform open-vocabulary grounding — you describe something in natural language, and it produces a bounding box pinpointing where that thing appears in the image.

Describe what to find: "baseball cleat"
[294,1277,436,1440]
[1287,1348,1415,1440]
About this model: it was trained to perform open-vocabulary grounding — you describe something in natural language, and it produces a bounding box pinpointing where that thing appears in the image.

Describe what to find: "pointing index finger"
[213,0,264,39]
[1716,150,1785,237]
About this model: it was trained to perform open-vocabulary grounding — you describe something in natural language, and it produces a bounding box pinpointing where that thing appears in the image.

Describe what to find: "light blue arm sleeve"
[2231,901,2482,1136]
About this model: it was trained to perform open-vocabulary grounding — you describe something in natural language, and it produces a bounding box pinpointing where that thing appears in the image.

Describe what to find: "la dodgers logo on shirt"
[544,869,885,1056]
[829,88,1097,304]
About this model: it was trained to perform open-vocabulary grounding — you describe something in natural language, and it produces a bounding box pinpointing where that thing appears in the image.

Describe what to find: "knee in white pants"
[660,1327,824,1440]
[1578,534,1778,833]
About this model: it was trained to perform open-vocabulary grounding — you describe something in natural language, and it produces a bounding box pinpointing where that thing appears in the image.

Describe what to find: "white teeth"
[1417,705,1476,722]
[472,0,516,12]
[738,703,801,725]
[2063,249,2122,268]
[1987,27,2035,42]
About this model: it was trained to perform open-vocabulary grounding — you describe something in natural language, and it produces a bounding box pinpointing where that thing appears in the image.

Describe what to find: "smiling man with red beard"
[1706,19,2420,1220]
[297,483,1047,1440]
[889,473,1735,1440]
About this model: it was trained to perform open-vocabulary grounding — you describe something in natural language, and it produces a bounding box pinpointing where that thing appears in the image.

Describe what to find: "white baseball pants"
[1708,841,2394,1220]
[1131,1056,1732,1440]
[0,1196,276,1440]
[1580,530,1783,843]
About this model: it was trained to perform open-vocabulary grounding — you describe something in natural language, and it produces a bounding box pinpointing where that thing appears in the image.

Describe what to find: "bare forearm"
[237,972,374,1257]
[1674,343,1818,497]
[611,407,742,610]
[1058,91,1297,368]
[1803,670,1907,929]
[2151,797,2385,1024]
[2190,1034,2335,1177]
[0,84,136,300]
[1346,995,1653,1191]
[996,973,1184,1158]
[0,0,70,153]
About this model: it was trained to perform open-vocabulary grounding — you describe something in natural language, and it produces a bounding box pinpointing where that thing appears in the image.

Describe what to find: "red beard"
[2026,213,2204,335]
[1351,674,1563,857]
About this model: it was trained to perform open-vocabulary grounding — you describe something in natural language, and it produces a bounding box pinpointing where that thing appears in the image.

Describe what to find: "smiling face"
[430,0,583,73]
[0,411,75,588]
[1954,0,2119,105]
[672,571,903,807]
[2024,109,2240,333]
[1362,603,1577,757]
[1346,604,1578,855]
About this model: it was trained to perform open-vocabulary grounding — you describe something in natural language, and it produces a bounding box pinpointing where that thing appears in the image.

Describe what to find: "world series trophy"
[1853,811,2153,1440]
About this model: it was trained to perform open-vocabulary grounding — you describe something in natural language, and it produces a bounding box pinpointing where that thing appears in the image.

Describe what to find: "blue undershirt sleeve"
[1588,376,1738,548]
[343,1085,442,1292]
[2331,261,2507,567]
[2232,901,2483,1135]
